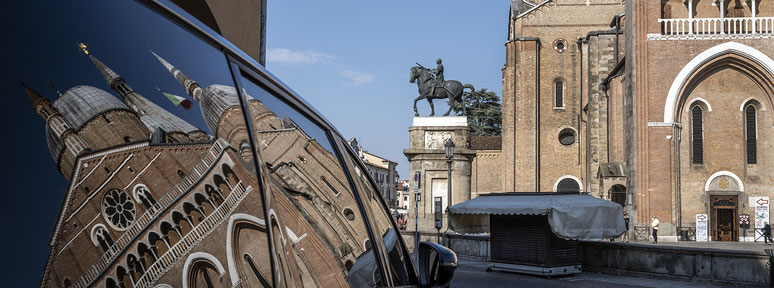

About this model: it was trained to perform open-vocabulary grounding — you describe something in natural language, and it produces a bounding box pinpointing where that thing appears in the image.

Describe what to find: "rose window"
[102,188,136,230]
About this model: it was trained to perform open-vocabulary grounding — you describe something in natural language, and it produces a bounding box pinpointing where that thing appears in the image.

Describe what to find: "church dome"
[200,84,240,133]
[53,85,131,129]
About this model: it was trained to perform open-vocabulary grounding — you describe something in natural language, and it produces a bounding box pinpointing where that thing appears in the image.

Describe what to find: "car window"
[234,70,384,287]
[10,1,273,287]
[337,139,417,286]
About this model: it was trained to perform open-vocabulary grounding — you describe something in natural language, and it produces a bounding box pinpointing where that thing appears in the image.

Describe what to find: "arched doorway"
[608,185,626,208]
[706,171,743,242]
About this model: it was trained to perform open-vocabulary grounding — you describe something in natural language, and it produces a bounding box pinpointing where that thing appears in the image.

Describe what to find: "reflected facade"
[18,1,414,288]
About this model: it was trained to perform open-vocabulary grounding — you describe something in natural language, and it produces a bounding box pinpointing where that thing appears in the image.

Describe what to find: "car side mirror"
[418,241,457,287]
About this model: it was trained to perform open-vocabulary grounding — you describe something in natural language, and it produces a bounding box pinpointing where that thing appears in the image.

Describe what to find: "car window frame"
[139,1,417,286]
[229,58,395,286]
[334,137,419,285]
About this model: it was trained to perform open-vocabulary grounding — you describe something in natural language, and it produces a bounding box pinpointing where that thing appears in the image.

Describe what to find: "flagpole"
[156,86,200,130]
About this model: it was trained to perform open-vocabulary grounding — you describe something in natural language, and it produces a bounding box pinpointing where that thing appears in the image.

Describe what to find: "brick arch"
[665,42,774,123]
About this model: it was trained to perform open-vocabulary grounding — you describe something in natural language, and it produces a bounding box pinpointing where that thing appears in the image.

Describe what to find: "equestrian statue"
[410,58,474,116]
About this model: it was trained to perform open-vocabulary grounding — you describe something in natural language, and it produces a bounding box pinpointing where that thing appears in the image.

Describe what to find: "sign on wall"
[751,196,770,228]
[696,214,708,242]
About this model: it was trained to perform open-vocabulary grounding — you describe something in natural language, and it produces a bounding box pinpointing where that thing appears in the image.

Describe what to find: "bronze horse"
[410,66,474,116]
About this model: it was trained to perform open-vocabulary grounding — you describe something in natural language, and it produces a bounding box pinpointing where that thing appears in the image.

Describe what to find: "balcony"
[659,17,774,36]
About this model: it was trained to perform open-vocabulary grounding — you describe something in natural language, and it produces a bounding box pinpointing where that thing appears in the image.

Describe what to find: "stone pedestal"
[404,116,474,232]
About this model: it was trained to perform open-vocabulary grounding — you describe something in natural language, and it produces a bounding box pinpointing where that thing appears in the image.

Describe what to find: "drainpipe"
[577,37,584,167]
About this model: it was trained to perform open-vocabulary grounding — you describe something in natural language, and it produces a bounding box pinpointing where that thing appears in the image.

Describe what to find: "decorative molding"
[225,213,266,286]
[705,171,744,192]
[182,252,226,288]
[688,97,713,111]
[552,175,584,192]
[663,42,774,123]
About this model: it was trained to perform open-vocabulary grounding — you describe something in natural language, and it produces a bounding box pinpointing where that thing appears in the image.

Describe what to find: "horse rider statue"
[410,58,475,116]
[428,58,444,97]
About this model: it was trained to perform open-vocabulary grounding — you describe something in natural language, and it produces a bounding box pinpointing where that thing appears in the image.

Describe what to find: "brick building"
[466,0,774,241]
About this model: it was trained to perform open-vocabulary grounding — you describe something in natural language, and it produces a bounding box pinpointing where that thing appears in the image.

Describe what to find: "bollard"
[766,249,774,287]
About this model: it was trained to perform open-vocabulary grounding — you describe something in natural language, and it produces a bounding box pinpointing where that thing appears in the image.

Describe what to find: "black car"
[6,0,456,287]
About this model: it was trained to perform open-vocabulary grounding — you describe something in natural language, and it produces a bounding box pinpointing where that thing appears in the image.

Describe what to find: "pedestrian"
[651,216,659,244]
[764,222,773,244]
[622,212,630,243]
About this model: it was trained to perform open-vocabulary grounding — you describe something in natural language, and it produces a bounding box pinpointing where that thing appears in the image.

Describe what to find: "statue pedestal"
[403,116,474,232]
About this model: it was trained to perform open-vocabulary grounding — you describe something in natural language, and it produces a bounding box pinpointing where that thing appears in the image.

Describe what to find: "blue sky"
[265,0,510,178]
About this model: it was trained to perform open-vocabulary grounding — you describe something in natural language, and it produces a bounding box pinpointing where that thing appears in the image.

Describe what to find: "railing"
[659,17,774,36]
[72,139,230,288]
[633,225,651,241]
[676,227,696,241]
[133,181,250,288]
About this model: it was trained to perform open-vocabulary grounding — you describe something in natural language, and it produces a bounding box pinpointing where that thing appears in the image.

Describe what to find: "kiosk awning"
[448,193,626,239]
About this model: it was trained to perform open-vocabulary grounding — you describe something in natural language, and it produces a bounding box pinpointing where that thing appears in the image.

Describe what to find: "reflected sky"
[0,1,238,286]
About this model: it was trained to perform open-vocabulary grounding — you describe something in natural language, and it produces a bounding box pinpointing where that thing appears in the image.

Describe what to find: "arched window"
[691,105,704,164]
[91,224,114,253]
[746,105,757,164]
[134,185,156,210]
[554,80,564,108]
[556,178,580,193]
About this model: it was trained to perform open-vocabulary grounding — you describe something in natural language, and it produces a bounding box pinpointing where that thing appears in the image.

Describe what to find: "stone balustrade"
[659,17,774,36]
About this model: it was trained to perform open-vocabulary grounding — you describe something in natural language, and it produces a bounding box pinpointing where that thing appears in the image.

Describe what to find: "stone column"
[404,116,474,232]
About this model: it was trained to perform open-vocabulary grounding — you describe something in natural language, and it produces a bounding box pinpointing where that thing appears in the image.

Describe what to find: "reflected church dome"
[53,85,131,129]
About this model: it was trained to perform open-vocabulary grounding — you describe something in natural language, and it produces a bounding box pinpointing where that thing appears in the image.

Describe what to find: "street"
[450,258,730,288]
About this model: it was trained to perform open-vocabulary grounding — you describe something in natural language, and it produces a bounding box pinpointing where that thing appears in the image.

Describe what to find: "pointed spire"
[22,82,45,106]
[147,46,202,101]
[79,43,121,87]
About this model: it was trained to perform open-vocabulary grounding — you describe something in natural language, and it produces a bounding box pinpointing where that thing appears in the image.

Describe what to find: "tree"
[450,88,502,136]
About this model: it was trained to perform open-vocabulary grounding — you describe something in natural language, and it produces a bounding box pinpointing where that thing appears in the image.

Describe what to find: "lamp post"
[443,138,454,241]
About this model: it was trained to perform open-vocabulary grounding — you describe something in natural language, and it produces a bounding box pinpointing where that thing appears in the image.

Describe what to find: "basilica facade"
[35,43,379,287]
[468,0,774,241]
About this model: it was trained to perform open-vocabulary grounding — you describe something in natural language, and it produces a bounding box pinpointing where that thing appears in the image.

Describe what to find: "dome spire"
[80,44,208,141]
[79,43,123,89]
[22,82,46,110]
[147,46,203,101]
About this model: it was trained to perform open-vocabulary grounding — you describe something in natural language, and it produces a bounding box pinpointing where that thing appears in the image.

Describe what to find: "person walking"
[651,216,660,244]
[764,222,773,244]
[622,213,630,243]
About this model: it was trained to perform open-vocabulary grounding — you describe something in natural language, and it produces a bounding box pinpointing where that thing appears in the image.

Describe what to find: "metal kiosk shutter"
[490,214,578,267]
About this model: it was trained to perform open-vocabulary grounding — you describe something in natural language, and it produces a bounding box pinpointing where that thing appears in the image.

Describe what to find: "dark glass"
[235,71,383,287]
[10,1,271,287]
[336,138,416,286]
[555,81,564,107]
[559,129,575,145]
[692,106,704,164]
[746,105,757,164]
[557,178,581,192]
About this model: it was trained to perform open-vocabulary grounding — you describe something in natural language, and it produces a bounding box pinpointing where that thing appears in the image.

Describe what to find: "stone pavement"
[618,239,772,254]
[451,257,732,288]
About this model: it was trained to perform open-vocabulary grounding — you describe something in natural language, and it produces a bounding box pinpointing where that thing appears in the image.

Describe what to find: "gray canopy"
[448,193,626,240]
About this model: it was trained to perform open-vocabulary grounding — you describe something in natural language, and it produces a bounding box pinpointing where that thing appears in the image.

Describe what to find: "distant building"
[396,180,410,210]
[348,138,399,207]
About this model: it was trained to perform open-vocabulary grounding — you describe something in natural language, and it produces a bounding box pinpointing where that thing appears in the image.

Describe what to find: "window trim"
[745,104,758,164]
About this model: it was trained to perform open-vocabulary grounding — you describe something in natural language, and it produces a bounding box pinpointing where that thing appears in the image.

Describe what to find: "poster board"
[696,214,708,242]
[750,197,770,242]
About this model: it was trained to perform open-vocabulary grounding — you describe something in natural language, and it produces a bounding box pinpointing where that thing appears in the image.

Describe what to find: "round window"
[553,39,568,53]
[558,128,576,145]
[101,188,136,231]
[344,208,356,221]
